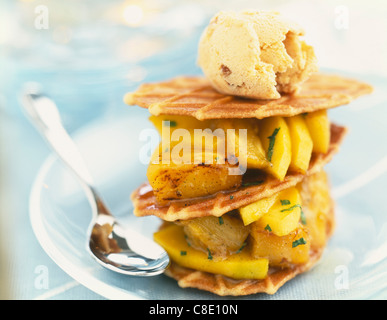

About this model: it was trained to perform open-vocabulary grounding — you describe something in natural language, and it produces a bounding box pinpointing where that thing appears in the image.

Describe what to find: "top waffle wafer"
[124,73,372,120]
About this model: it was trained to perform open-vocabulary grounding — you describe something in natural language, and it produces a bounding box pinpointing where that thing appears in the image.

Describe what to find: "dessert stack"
[124,11,372,295]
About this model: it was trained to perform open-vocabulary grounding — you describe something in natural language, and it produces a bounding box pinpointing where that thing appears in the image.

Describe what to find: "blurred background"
[1,0,386,299]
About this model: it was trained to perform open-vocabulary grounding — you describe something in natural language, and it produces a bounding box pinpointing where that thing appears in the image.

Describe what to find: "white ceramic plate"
[29,74,387,299]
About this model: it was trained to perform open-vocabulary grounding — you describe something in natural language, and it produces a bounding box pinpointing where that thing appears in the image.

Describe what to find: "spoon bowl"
[21,85,170,276]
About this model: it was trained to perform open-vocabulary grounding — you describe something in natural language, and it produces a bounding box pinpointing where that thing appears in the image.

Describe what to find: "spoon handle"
[21,86,96,192]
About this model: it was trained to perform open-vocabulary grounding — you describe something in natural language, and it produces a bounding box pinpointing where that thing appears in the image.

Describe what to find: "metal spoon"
[21,85,170,276]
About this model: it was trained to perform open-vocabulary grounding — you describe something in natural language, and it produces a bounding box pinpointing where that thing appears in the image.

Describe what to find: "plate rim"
[29,154,145,300]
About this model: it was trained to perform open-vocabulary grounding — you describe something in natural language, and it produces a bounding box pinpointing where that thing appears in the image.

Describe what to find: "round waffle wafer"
[124,73,372,120]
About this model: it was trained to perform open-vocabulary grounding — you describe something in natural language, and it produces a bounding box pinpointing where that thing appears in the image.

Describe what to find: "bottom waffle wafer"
[164,238,329,296]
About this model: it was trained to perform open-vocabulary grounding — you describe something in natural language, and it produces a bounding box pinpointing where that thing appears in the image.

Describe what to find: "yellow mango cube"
[154,224,269,280]
[213,119,268,170]
[254,187,302,236]
[149,115,210,135]
[149,116,268,170]
[286,115,313,174]
[250,225,310,267]
[239,193,279,226]
[244,129,269,170]
[258,117,291,180]
[304,110,331,154]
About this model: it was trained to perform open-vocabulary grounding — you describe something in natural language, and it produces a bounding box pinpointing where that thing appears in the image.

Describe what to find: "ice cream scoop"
[198,11,318,99]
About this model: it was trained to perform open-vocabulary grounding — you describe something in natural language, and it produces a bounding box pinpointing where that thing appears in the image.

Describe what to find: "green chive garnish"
[184,235,191,247]
[218,216,224,225]
[280,204,302,212]
[267,127,280,162]
[264,224,272,232]
[292,237,307,248]
[207,248,213,260]
[280,204,307,224]
[280,199,291,205]
[236,242,247,253]
[242,180,264,187]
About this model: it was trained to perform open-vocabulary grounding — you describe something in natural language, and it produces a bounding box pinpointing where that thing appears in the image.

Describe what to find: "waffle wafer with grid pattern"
[124,73,372,120]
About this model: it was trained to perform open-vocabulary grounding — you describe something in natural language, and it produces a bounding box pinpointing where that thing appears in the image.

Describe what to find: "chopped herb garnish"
[264,224,272,232]
[184,235,191,247]
[301,112,308,118]
[236,242,247,253]
[280,204,306,224]
[280,199,291,206]
[218,216,224,225]
[242,180,264,187]
[229,195,234,200]
[292,237,307,248]
[280,204,302,212]
[207,248,213,260]
[267,127,280,162]
[180,250,187,256]
[162,120,177,127]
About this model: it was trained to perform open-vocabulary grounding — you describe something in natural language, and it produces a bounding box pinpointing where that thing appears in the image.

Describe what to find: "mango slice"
[258,117,291,181]
[154,224,269,280]
[304,110,330,154]
[149,115,211,136]
[213,119,268,170]
[286,115,313,174]
[253,187,302,236]
[250,224,310,267]
[239,192,279,226]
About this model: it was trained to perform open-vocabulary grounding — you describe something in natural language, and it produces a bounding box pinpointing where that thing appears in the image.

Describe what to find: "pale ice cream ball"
[198,11,318,99]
